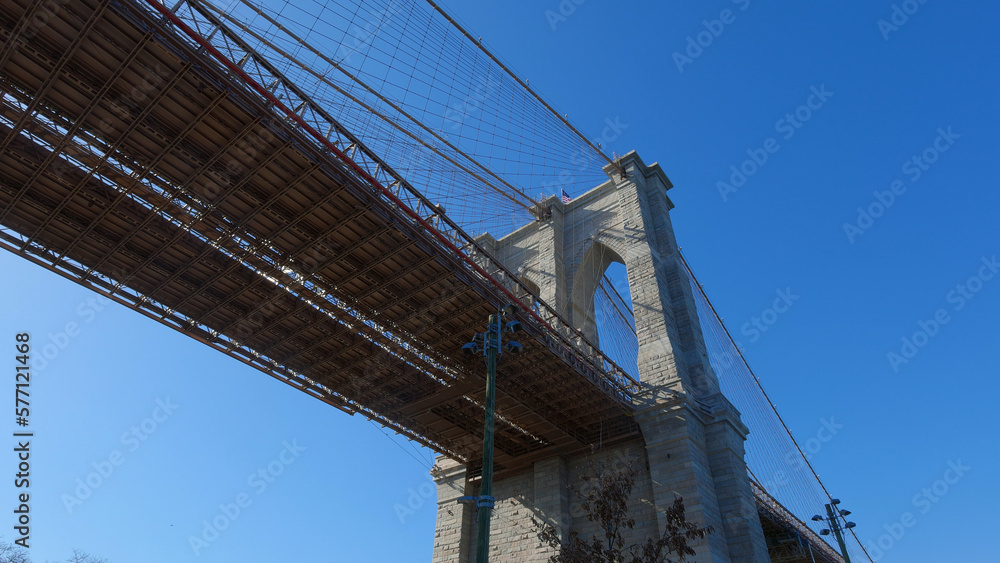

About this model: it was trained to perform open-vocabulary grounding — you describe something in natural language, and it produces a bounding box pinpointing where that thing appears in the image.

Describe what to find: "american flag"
[560,188,572,204]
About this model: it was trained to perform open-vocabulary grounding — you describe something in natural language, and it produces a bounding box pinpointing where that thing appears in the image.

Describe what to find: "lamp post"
[460,306,522,563]
[812,498,856,563]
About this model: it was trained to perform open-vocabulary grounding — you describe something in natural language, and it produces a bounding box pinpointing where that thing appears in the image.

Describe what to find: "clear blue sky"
[2,0,998,561]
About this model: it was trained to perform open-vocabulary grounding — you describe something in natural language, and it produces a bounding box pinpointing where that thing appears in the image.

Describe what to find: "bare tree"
[0,540,29,563]
[0,541,108,563]
[534,460,712,563]
[66,549,109,563]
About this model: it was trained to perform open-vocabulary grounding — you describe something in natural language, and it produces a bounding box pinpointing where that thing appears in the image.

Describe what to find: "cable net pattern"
[189,2,870,558]
[595,274,640,381]
[205,0,612,240]
[680,255,872,561]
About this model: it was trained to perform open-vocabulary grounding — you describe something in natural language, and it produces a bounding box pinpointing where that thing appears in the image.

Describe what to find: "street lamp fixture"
[812,498,855,563]
[459,305,522,563]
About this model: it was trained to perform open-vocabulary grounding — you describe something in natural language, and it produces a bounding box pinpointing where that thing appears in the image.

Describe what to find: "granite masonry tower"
[431,152,770,562]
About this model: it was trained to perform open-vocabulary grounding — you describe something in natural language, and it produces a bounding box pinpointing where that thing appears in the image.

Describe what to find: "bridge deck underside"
[0,0,637,475]
[0,2,845,555]
[754,481,844,563]
[759,513,841,563]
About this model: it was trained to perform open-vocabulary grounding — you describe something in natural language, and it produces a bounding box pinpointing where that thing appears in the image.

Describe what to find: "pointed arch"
[569,239,626,345]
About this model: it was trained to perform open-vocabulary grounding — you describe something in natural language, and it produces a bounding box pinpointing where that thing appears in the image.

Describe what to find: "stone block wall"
[431,152,769,562]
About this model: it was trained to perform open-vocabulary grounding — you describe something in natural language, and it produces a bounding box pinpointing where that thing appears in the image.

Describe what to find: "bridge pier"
[634,393,770,562]
[431,400,767,562]
[432,459,474,562]
[431,152,769,562]
[0,3,823,558]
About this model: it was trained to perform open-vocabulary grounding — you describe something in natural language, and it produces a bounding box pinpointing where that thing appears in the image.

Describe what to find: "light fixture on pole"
[812,498,856,563]
[458,305,522,563]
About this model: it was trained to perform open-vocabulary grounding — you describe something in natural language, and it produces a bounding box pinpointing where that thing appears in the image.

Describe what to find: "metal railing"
[751,478,844,563]
[135,0,641,404]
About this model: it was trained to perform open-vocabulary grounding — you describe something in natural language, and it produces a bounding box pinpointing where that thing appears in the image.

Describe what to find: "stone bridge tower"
[431,152,769,562]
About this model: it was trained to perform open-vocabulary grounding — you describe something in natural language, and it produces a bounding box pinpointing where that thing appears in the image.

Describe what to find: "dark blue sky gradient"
[2,0,997,561]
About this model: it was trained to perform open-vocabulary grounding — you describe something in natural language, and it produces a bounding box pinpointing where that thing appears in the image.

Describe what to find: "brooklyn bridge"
[0,0,871,560]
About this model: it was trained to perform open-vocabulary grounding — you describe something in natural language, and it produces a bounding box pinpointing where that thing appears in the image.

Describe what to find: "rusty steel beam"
[0,0,113,160]
[14,33,156,249]
[0,0,648,477]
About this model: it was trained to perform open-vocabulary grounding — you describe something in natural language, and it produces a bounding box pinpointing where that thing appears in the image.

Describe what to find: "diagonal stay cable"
[422,0,621,175]
[145,0,640,404]
[211,0,536,213]
[678,249,874,562]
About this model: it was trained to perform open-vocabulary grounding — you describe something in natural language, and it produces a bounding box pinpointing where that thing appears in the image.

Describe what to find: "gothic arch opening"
[596,262,639,379]
[570,240,640,380]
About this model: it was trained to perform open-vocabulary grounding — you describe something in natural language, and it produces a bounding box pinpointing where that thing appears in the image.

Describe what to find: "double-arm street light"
[459,305,523,563]
[812,498,857,563]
